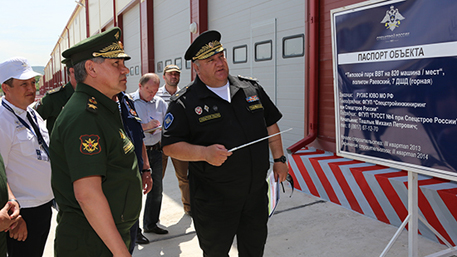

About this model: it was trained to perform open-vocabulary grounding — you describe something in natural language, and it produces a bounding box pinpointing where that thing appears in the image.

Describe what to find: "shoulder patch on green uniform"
[79,134,101,155]
[86,97,98,113]
[237,75,258,82]
[47,86,64,95]
[170,85,190,101]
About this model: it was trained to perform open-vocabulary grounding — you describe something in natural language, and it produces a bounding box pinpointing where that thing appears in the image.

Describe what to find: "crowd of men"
[0,27,288,257]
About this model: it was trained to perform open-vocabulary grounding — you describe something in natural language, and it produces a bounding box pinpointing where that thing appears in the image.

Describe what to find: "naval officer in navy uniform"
[161,30,289,257]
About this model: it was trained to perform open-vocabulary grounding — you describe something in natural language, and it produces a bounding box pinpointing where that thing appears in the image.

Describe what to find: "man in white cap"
[0,57,54,257]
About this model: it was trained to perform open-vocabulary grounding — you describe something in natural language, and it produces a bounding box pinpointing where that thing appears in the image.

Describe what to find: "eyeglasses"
[280,174,294,197]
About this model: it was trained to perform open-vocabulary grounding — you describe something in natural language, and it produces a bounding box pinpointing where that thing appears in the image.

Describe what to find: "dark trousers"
[192,183,269,257]
[143,148,163,230]
[7,200,52,257]
[128,220,139,254]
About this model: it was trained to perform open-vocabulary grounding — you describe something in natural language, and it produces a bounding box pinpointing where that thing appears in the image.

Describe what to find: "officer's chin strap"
[280,174,294,197]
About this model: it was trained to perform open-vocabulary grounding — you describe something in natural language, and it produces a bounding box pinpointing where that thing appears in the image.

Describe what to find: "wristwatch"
[274,155,287,163]
[142,168,152,173]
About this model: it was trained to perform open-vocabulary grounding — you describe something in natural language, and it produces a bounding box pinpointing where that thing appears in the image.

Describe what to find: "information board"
[332,0,457,180]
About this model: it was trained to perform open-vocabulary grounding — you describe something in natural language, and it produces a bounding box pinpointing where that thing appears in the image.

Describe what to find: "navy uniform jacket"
[161,74,282,199]
[117,91,145,170]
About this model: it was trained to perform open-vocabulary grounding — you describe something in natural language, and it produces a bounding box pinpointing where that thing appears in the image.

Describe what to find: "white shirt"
[156,85,180,104]
[0,97,54,208]
[130,89,168,146]
[207,81,231,102]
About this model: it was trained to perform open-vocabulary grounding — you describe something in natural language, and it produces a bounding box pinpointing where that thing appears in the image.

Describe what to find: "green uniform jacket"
[36,82,75,134]
[50,83,142,253]
[0,155,7,257]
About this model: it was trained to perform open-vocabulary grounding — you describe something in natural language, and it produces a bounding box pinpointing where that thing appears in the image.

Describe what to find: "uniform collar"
[75,82,119,114]
[64,82,75,98]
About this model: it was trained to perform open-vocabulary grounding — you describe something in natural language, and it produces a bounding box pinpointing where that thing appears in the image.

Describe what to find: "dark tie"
[26,111,50,157]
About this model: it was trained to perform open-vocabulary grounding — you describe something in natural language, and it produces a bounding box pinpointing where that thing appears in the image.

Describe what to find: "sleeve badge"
[164,113,174,129]
[80,135,101,155]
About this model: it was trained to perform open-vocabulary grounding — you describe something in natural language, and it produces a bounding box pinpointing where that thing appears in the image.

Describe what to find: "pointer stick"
[228,128,293,152]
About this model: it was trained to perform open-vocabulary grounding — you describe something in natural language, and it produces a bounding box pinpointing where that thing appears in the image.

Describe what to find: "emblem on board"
[204,105,209,112]
[381,5,405,31]
[86,97,98,113]
[80,135,101,155]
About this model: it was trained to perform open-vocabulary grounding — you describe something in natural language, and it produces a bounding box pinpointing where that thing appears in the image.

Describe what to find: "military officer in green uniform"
[35,58,76,133]
[0,154,21,257]
[49,27,142,257]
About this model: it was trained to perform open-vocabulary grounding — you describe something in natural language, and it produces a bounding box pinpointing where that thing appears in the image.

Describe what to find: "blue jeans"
[143,148,163,230]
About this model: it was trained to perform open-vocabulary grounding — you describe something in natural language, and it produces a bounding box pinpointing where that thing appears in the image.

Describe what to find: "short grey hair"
[73,57,105,83]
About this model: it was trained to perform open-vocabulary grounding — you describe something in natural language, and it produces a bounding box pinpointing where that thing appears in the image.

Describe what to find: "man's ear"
[85,60,97,78]
[1,83,9,95]
[192,62,199,74]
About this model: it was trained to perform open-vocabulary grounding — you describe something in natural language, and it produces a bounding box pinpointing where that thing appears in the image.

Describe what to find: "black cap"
[184,30,224,61]
[61,58,73,68]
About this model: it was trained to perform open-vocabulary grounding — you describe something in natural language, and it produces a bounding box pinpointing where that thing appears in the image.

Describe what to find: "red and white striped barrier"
[288,147,457,246]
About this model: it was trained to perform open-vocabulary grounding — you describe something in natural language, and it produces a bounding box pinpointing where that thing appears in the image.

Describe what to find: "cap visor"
[15,70,42,80]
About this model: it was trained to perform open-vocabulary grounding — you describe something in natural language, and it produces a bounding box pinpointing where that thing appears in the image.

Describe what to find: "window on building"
[283,34,304,58]
[255,40,272,61]
[165,59,172,66]
[157,61,163,73]
[175,58,182,69]
[233,45,247,64]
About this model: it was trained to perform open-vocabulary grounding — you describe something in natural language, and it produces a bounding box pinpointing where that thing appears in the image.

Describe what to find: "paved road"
[43,161,449,256]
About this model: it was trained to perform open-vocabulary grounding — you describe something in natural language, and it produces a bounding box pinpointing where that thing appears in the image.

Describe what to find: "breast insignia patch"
[248,104,263,111]
[79,135,101,155]
[199,113,221,123]
[246,95,259,103]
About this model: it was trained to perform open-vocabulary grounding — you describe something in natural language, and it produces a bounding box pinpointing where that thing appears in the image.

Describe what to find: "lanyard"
[1,100,50,157]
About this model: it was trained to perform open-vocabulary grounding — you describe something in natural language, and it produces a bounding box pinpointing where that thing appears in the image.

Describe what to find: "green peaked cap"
[62,27,131,65]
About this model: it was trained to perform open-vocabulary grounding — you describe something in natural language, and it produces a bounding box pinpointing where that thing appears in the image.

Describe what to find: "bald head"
[139,73,160,102]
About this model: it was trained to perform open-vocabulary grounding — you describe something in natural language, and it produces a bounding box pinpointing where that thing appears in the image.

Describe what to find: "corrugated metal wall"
[153,0,191,87]
[208,0,306,150]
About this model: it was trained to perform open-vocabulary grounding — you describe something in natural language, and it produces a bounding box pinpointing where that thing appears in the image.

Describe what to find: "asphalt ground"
[43,161,449,257]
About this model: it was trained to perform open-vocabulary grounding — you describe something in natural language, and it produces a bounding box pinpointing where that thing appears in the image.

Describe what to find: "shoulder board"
[85,96,98,114]
[170,84,191,101]
[47,86,64,95]
[237,75,258,82]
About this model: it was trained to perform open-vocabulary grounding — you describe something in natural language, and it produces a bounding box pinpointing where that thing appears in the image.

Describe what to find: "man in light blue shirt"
[131,73,169,235]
